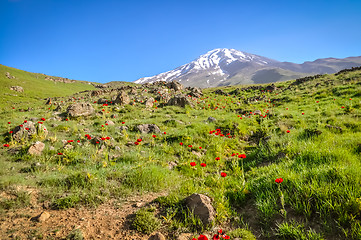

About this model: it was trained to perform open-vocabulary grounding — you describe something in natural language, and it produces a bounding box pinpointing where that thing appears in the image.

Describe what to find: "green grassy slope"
[0,64,96,110]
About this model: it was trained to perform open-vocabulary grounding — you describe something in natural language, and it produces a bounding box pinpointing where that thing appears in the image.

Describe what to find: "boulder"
[114,91,130,105]
[97,98,108,104]
[148,232,166,240]
[167,95,193,108]
[207,117,217,122]
[6,72,15,79]
[145,97,155,108]
[167,80,183,92]
[67,103,95,117]
[188,87,203,98]
[136,124,161,134]
[12,121,37,141]
[185,193,215,225]
[32,211,50,222]
[253,110,262,115]
[10,86,24,92]
[28,141,45,155]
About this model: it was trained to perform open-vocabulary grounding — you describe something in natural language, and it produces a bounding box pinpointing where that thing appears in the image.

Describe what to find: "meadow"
[1,64,361,239]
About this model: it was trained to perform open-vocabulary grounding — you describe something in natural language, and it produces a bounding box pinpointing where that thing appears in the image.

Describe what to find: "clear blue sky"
[1,0,361,83]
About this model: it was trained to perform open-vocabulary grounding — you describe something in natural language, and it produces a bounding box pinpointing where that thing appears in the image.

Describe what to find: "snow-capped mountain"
[134,48,361,88]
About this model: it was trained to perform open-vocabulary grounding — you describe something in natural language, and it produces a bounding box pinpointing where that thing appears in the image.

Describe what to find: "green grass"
[1,65,361,239]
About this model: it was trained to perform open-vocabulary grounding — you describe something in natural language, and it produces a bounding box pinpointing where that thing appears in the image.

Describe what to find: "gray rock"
[67,103,95,117]
[105,120,115,125]
[148,232,166,240]
[167,80,183,92]
[10,86,24,92]
[12,121,37,141]
[145,97,155,108]
[114,91,130,105]
[254,110,262,115]
[136,124,161,134]
[185,193,215,225]
[207,117,217,122]
[167,95,193,108]
[28,141,45,155]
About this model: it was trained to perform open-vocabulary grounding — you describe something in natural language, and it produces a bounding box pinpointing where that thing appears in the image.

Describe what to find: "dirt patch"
[0,190,168,239]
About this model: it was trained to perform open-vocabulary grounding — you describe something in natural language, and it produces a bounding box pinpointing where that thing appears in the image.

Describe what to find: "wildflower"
[9,131,13,134]
[190,162,196,167]
[137,139,142,142]
[41,118,46,121]
[106,136,111,140]
[122,122,125,124]
[38,122,43,124]
[101,125,104,127]
[213,234,220,240]
[152,135,156,138]
[221,172,227,177]
[199,146,202,149]
[179,142,183,146]
[134,142,139,145]
[65,118,69,121]
[24,120,27,123]
[25,128,29,131]
[223,235,230,239]
[275,178,283,183]
[286,130,290,133]
[8,122,11,124]
[3,144,10,147]
[198,235,208,240]
[96,141,100,144]
[57,153,63,155]
[231,153,236,156]
[163,132,166,134]
[350,98,352,100]
[101,137,106,141]
[77,140,80,143]
[200,163,206,167]
[238,154,246,159]
[215,157,220,161]
[19,124,23,127]
[188,144,193,148]
[302,112,304,115]
[316,101,319,103]
[341,106,345,109]
[67,140,74,143]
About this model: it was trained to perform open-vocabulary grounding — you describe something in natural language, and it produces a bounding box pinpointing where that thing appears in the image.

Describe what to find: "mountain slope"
[134,48,361,88]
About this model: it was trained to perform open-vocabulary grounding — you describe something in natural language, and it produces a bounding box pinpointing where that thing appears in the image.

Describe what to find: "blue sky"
[1,0,361,83]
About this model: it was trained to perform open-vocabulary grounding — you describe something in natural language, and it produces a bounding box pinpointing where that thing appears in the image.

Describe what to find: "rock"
[265,83,277,92]
[118,126,128,131]
[191,151,202,158]
[145,97,155,108]
[33,211,50,222]
[185,193,215,225]
[167,80,183,92]
[177,233,193,240]
[6,72,15,79]
[136,124,161,134]
[55,105,62,111]
[148,232,166,240]
[207,117,216,122]
[213,89,227,95]
[253,110,262,115]
[10,86,24,92]
[105,120,115,125]
[97,98,109,104]
[114,91,130,105]
[187,87,203,98]
[12,121,37,141]
[168,161,178,170]
[67,103,95,117]
[28,142,45,155]
[167,95,193,108]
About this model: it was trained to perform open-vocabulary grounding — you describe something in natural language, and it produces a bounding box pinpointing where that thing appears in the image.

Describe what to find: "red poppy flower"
[190,162,196,167]
[67,140,74,143]
[8,122,11,124]
[200,163,206,167]
[122,122,125,124]
[105,123,108,126]
[238,154,246,159]
[222,235,230,239]
[65,119,69,121]
[286,130,290,133]
[215,157,220,161]
[101,137,106,141]
[213,234,220,240]
[152,135,156,138]
[163,132,166,134]
[25,128,29,131]
[3,144,10,147]
[231,153,236,156]
[275,178,283,183]
[19,124,23,127]
[218,229,223,234]
[57,153,63,155]
[101,125,104,127]
[96,141,100,144]
[199,235,209,240]
[302,112,304,115]
[192,238,197,240]
[188,145,193,148]
[350,98,352,100]
[134,142,139,145]
[179,142,183,146]
[316,101,319,103]
[9,131,13,134]
[106,137,111,140]
[341,106,345,109]
[24,120,27,123]
[94,101,97,103]
[221,172,227,177]
[38,122,43,124]
[77,140,80,143]
[137,139,142,142]
[41,118,46,121]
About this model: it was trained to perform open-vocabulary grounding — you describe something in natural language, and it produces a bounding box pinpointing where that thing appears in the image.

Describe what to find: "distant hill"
[134,48,361,88]
[0,64,97,110]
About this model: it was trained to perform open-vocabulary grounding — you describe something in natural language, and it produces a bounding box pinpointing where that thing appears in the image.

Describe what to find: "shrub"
[132,207,161,234]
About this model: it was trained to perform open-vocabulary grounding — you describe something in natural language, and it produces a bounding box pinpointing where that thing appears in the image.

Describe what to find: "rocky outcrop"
[145,97,155,108]
[10,86,24,92]
[167,80,183,92]
[136,124,161,134]
[187,87,203,98]
[167,95,193,108]
[12,121,37,141]
[185,193,216,225]
[114,91,130,105]
[28,141,45,155]
[67,103,95,117]
[6,72,15,79]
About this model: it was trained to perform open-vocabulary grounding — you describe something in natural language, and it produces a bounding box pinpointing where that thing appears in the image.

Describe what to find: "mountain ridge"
[134,48,361,88]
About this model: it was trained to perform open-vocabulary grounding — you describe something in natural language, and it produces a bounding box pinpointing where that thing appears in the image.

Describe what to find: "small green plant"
[132,207,161,234]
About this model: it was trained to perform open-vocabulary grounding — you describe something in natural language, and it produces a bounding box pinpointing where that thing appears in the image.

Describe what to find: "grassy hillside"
[0,64,96,110]
[0,67,361,239]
